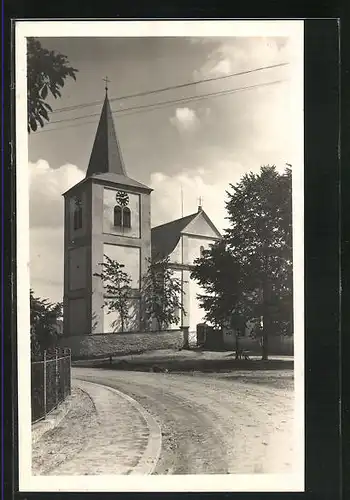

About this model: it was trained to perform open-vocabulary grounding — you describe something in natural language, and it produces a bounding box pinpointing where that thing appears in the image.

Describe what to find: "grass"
[73,348,293,373]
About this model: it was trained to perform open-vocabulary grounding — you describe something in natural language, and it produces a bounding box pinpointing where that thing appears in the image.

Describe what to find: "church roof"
[151,212,198,260]
[86,92,127,178]
[62,171,152,197]
[151,209,221,260]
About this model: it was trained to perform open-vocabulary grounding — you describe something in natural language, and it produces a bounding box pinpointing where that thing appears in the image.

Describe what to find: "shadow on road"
[74,357,293,373]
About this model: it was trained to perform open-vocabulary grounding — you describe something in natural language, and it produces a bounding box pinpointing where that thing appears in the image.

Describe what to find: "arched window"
[114,205,122,227]
[200,245,205,257]
[73,197,82,230]
[123,207,131,228]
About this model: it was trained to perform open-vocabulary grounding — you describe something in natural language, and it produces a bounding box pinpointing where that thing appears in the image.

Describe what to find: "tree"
[94,256,132,333]
[27,37,78,133]
[191,241,247,358]
[30,289,63,357]
[141,256,185,332]
[225,165,293,360]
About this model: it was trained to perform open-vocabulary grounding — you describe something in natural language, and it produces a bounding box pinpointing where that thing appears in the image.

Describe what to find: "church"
[62,89,222,348]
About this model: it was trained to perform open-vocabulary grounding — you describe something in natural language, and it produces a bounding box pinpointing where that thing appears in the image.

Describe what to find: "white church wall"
[68,297,87,335]
[169,235,216,267]
[187,236,215,265]
[103,298,140,333]
[68,246,87,291]
[186,235,218,333]
[184,214,220,239]
[103,243,140,290]
[169,238,182,264]
[167,233,218,334]
[168,269,182,330]
[103,187,140,238]
[188,279,206,332]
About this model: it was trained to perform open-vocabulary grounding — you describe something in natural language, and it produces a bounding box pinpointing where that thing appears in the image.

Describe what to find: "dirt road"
[73,367,295,475]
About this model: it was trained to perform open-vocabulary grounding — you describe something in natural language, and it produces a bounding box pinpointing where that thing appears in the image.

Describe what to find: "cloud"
[29,160,84,302]
[195,37,290,78]
[188,36,301,171]
[29,159,84,228]
[170,107,199,132]
[150,160,255,232]
[30,227,64,303]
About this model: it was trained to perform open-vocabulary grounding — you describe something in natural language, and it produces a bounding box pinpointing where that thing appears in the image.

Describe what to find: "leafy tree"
[225,165,293,360]
[30,289,63,357]
[141,256,185,332]
[191,241,248,358]
[27,37,78,133]
[94,256,132,333]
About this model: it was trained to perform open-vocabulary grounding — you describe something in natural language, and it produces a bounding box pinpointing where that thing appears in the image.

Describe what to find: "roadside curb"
[75,379,162,475]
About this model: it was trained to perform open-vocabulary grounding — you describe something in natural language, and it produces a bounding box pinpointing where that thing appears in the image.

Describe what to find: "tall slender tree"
[94,256,132,333]
[141,256,185,332]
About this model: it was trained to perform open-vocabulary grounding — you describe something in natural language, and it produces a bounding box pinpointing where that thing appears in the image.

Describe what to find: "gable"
[151,210,221,261]
[182,212,221,239]
[151,212,198,260]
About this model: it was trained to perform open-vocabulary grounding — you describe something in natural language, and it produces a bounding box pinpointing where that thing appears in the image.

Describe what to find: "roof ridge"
[151,211,198,230]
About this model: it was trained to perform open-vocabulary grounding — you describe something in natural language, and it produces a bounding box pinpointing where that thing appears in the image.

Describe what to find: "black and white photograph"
[16,20,304,492]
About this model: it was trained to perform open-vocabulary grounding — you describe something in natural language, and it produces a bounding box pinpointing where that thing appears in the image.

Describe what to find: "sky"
[28,32,303,304]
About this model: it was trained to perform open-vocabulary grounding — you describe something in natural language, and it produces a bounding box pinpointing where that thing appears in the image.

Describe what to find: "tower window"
[123,207,131,228]
[73,197,83,230]
[114,205,122,227]
[113,191,131,229]
[113,205,131,228]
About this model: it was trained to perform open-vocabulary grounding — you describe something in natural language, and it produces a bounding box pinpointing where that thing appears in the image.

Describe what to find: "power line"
[35,79,285,134]
[34,80,285,135]
[50,62,289,114]
[34,79,285,135]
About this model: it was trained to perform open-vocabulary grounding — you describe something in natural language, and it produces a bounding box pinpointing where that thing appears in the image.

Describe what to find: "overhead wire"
[50,61,289,115]
[33,78,287,135]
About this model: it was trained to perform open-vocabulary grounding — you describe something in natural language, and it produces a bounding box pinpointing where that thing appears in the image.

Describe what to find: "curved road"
[73,367,295,475]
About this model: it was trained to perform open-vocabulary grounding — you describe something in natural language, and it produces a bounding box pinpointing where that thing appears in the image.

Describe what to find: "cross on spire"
[198,196,203,211]
[103,76,110,93]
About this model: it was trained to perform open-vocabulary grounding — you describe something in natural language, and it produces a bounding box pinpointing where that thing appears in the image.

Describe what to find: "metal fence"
[31,348,71,423]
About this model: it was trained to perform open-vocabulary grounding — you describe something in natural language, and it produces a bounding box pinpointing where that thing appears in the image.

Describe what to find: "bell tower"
[63,85,152,336]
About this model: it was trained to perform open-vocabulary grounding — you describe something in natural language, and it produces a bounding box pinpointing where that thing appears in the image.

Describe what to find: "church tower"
[62,88,152,336]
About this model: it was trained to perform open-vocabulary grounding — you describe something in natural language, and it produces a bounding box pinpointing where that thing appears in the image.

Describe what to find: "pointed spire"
[86,89,127,178]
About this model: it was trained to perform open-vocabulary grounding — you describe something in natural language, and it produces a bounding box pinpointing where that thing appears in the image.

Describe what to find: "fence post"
[55,348,58,406]
[43,350,47,418]
[65,348,68,399]
[69,348,71,395]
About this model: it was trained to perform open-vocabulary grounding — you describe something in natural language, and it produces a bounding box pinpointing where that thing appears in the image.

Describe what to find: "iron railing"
[31,348,71,423]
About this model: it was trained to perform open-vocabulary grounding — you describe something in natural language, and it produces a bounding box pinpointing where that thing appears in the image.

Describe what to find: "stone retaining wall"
[59,330,184,359]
